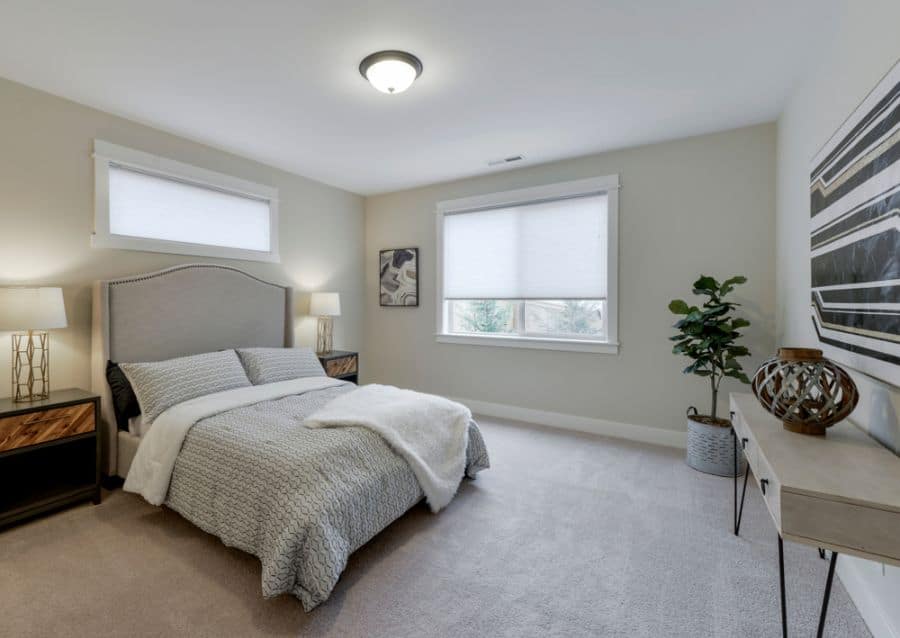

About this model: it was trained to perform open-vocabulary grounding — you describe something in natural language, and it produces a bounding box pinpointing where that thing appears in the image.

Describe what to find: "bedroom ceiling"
[0,1,841,195]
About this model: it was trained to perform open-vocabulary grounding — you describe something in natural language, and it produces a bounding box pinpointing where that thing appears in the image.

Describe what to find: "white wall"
[365,123,776,441]
[0,77,365,397]
[776,1,900,634]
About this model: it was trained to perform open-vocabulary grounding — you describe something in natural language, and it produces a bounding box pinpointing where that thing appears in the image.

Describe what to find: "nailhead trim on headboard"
[108,263,286,290]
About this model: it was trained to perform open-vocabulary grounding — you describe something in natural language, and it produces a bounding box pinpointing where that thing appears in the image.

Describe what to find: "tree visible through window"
[448,299,606,339]
[460,300,514,333]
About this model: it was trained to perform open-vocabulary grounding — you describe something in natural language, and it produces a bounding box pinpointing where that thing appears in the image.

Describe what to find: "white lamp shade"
[0,287,68,330]
[309,292,341,317]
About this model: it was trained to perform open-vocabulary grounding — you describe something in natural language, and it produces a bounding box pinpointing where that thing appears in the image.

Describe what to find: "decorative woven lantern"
[751,347,858,435]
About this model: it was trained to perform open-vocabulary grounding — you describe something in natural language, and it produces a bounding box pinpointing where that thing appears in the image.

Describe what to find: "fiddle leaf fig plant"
[669,275,751,421]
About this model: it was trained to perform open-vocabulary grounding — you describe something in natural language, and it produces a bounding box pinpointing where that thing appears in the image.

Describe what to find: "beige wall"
[775,1,900,633]
[365,123,776,435]
[0,77,365,399]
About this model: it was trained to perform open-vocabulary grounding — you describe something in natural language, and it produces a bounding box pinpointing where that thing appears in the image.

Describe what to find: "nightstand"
[0,389,101,528]
[318,351,358,384]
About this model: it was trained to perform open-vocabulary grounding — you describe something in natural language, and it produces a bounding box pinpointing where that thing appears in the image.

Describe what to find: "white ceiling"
[0,1,840,195]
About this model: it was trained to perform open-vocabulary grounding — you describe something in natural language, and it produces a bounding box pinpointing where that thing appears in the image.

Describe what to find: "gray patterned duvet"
[165,384,489,610]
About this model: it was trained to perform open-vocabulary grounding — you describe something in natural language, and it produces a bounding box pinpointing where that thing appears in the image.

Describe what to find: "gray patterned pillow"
[236,347,325,385]
[119,350,251,425]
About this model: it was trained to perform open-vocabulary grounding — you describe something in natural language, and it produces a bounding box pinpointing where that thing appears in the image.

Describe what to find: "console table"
[729,393,900,638]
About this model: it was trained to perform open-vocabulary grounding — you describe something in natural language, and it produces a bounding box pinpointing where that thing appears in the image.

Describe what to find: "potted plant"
[668,275,751,476]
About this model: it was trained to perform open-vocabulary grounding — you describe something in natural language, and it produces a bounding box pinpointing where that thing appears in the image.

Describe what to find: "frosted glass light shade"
[443,194,608,300]
[365,60,417,93]
[108,165,271,251]
[0,287,68,330]
[359,51,423,94]
[310,292,341,316]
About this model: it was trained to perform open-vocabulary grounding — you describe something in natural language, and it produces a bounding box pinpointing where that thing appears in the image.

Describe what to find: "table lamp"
[309,292,341,355]
[0,287,68,402]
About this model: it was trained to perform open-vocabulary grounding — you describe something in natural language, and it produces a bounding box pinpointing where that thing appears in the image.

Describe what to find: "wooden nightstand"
[0,389,101,528]
[318,351,358,384]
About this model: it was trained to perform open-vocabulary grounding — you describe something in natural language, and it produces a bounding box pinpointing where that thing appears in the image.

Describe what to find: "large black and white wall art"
[380,248,419,307]
[810,59,900,386]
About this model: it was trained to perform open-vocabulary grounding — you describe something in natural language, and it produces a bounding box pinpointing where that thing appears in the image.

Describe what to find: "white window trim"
[435,333,619,354]
[92,140,280,263]
[435,175,620,354]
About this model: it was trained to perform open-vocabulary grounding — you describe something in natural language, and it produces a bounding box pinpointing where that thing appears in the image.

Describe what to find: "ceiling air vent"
[487,155,525,167]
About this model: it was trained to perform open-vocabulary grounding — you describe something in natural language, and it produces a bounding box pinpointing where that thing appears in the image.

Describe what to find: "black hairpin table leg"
[730,415,750,536]
[732,424,737,532]
[817,551,838,638]
[734,454,750,535]
[776,534,839,638]
[778,535,788,638]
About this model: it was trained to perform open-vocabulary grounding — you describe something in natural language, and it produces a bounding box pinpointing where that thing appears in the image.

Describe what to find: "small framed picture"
[380,248,418,307]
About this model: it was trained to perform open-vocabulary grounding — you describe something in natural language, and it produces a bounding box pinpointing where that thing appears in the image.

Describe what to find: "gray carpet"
[0,417,871,637]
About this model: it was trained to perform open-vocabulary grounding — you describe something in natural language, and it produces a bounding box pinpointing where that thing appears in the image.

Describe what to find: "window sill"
[435,333,619,354]
[90,233,280,263]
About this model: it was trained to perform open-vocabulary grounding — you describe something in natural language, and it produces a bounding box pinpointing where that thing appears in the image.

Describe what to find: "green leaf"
[668,299,690,314]
[723,370,751,384]
[720,275,747,297]
[722,275,747,287]
[731,318,751,329]
[693,275,718,292]
[701,305,729,317]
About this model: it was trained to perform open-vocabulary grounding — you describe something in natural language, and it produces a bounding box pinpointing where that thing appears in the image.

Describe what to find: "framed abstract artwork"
[810,58,900,386]
[380,248,418,307]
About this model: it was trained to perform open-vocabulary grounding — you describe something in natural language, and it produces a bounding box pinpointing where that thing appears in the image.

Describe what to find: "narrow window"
[93,140,279,262]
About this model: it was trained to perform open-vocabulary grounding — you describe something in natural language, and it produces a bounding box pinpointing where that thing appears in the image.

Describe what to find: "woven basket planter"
[686,408,746,477]
[751,347,858,435]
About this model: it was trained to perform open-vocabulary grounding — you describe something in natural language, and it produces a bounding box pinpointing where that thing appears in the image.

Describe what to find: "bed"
[90,264,489,609]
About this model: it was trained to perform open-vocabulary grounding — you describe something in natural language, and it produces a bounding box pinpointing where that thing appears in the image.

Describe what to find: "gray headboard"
[91,263,294,475]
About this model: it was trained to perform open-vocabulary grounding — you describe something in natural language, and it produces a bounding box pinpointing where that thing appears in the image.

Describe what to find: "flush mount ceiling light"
[359,50,423,94]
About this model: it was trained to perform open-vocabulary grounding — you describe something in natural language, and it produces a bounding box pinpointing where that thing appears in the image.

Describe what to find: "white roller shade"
[443,194,608,299]
[108,165,271,252]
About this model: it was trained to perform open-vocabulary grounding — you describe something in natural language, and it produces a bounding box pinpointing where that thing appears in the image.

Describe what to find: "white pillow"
[119,350,251,425]
[236,347,325,385]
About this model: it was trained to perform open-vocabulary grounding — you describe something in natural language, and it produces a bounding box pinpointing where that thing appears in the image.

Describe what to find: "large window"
[93,140,279,262]
[436,176,618,353]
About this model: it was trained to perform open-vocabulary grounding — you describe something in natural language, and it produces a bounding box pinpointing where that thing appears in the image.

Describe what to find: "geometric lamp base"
[316,316,334,356]
[12,330,50,402]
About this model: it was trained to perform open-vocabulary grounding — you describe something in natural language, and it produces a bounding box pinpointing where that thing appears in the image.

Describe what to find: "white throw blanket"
[305,384,472,513]
[124,376,348,505]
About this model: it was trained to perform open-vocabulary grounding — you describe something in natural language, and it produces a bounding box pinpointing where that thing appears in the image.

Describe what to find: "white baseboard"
[837,556,900,638]
[450,396,686,449]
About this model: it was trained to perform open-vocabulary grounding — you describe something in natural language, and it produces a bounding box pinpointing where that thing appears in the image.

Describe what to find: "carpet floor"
[0,417,871,637]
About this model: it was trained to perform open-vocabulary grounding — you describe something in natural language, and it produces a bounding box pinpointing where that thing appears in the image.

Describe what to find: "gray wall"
[0,76,365,398]
[775,0,900,633]
[365,123,777,436]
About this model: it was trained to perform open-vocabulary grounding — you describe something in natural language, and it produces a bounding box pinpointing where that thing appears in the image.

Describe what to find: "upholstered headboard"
[91,263,294,476]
